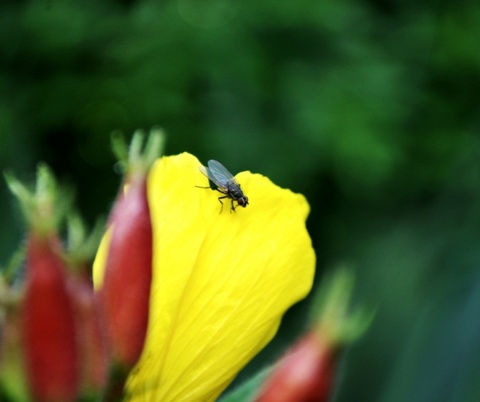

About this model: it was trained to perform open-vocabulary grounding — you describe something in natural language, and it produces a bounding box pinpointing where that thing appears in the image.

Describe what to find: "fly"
[197,160,249,213]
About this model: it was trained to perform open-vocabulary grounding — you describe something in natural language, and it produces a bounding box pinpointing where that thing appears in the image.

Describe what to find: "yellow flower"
[94,153,315,401]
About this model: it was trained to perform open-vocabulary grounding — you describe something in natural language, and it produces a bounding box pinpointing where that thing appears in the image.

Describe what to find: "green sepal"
[4,164,72,237]
[309,266,375,346]
[65,213,105,271]
[0,245,25,283]
[111,127,166,178]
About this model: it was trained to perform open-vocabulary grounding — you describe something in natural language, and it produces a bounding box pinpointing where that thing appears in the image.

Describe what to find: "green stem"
[102,365,129,402]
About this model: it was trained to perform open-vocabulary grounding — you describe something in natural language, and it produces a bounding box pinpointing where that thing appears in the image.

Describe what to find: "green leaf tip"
[310,266,375,346]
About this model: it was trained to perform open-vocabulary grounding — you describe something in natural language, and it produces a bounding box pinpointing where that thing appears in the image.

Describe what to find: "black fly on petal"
[197,160,249,213]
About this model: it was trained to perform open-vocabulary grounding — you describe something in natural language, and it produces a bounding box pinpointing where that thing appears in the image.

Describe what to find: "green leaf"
[218,367,273,402]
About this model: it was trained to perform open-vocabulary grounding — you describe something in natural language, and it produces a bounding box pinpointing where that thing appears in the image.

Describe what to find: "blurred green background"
[2,0,480,401]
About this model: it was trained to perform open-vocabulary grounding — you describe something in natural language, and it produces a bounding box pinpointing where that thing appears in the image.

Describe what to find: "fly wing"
[199,164,210,179]
[199,163,227,190]
[207,160,239,185]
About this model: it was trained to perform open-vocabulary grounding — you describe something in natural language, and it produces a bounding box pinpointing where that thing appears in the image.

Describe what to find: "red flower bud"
[22,233,79,402]
[255,331,336,402]
[68,272,108,394]
[100,174,153,368]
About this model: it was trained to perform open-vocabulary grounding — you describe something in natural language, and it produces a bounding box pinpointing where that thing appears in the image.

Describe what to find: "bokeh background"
[2,1,480,401]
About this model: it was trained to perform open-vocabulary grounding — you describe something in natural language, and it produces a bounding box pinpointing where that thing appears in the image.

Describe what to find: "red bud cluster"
[1,131,161,401]
[15,176,154,400]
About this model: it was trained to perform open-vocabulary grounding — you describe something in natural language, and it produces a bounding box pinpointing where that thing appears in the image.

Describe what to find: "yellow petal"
[92,227,111,288]
[95,153,315,402]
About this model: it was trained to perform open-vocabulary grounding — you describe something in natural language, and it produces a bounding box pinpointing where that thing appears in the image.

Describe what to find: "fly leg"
[217,195,229,214]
